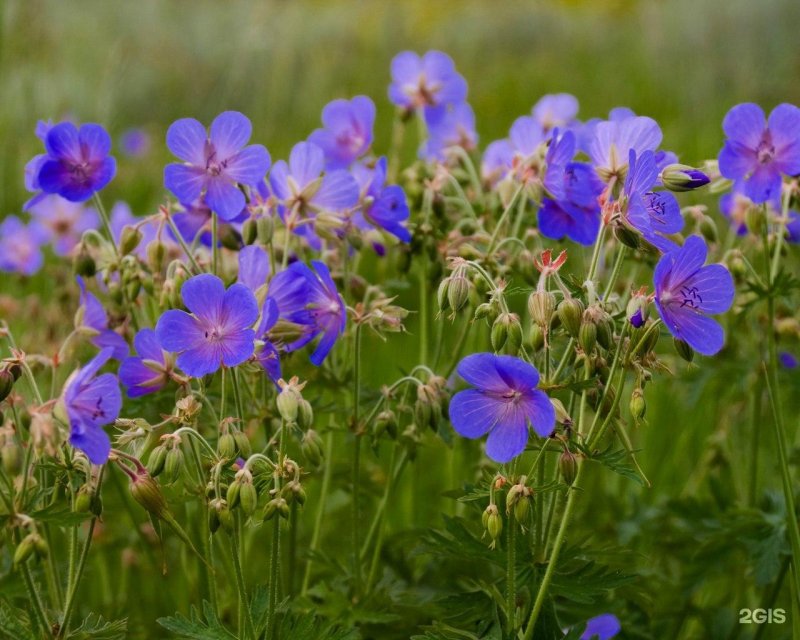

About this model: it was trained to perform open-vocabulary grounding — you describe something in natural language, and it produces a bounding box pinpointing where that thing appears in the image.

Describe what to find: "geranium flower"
[718,102,800,204]
[588,115,662,182]
[119,329,174,397]
[62,347,121,464]
[36,122,116,202]
[164,111,271,221]
[449,353,555,463]
[28,195,99,257]
[581,614,621,640]
[532,93,579,131]
[388,50,467,112]
[155,274,259,377]
[653,236,734,356]
[421,102,478,162]
[268,260,346,366]
[77,277,129,360]
[237,244,270,294]
[351,157,411,243]
[308,96,375,169]
[0,216,47,276]
[539,162,604,245]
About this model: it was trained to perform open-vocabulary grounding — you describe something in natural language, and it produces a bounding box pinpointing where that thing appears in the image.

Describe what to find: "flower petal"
[521,390,556,438]
[221,283,259,331]
[723,103,766,149]
[181,274,225,321]
[485,409,528,463]
[493,355,540,391]
[69,424,111,465]
[219,329,255,368]
[78,124,112,163]
[225,145,271,185]
[289,142,325,188]
[166,118,208,165]
[313,171,359,211]
[45,123,81,162]
[210,111,252,159]
[156,309,205,353]
[682,264,734,314]
[449,389,501,438]
[238,245,270,292]
[164,164,207,204]
[456,353,509,393]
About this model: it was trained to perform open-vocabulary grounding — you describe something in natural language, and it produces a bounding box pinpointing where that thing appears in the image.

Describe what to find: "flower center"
[68,161,93,186]
[757,133,775,165]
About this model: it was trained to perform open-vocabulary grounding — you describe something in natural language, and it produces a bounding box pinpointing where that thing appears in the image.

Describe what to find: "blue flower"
[481,139,515,186]
[36,122,117,202]
[539,162,604,245]
[254,297,282,384]
[779,351,798,369]
[388,50,467,112]
[120,128,151,157]
[581,613,621,640]
[531,93,579,131]
[63,347,121,464]
[28,195,99,257]
[352,157,411,243]
[308,96,375,169]
[588,115,662,182]
[621,149,684,252]
[238,244,271,293]
[23,120,55,210]
[421,102,478,162]
[119,329,174,397]
[718,103,800,204]
[449,353,555,463]
[653,236,734,356]
[155,274,259,377]
[77,277,129,360]
[164,111,271,221]
[268,260,346,366]
[269,141,359,248]
[0,216,47,276]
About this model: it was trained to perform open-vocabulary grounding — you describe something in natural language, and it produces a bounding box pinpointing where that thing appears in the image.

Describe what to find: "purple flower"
[588,115,662,181]
[268,260,346,366]
[63,347,121,464]
[779,351,798,369]
[532,93,579,130]
[352,157,411,243]
[539,162,604,245]
[36,122,116,202]
[77,277,130,360]
[543,129,577,199]
[0,216,47,276]
[421,102,478,162]
[449,353,555,463]
[109,201,162,258]
[653,236,734,356]
[308,96,375,169]
[718,103,800,204]
[29,195,99,257]
[269,141,359,248]
[788,210,800,243]
[622,150,683,252]
[581,613,621,640]
[169,198,247,248]
[119,329,174,397]
[481,139,515,185]
[23,120,55,210]
[388,50,467,112]
[164,111,271,221]
[120,128,151,157]
[238,244,270,292]
[155,274,258,377]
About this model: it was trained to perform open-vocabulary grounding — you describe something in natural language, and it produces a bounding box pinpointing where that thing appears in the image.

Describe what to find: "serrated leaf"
[157,601,236,639]
[29,502,93,527]
[0,598,32,639]
[66,613,127,640]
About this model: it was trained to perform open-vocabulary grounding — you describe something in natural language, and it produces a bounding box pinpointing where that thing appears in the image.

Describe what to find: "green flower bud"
[297,399,314,430]
[474,302,495,322]
[0,370,15,403]
[528,323,545,352]
[557,297,584,339]
[147,241,167,274]
[630,387,646,422]
[486,506,503,544]
[437,278,451,314]
[674,337,695,363]
[208,502,221,534]
[447,275,472,313]
[559,450,578,486]
[217,433,237,459]
[660,164,710,192]
[276,387,300,423]
[226,479,242,508]
[301,429,324,466]
[216,500,234,533]
[120,225,143,256]
[233,431,252,458]
[164,447,184,483]
[239,482,258,515]
[578,316,597,354]
[73,248,97,278]
[257,216,274,244]
[527,290,556,328]
[698,215,718,243]
[74,485,93,513]
[614,224,641,249]
[241,217,258,246]
[130,472,169,519]
[146,445,168,477]
[14,534,40,566]
[514,495,530,524]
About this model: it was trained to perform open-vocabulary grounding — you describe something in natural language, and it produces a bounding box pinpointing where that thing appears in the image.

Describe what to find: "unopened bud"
[240,482,258,515]
[578,315,597,354]
[559,450,578,486]
[164,447,184,483]
[217,433,236,459]
[660,164,710,192]
[130,472,168,519]
[120,225,143,256]
[630,387,646,422]
[674,337,695,362]
[241,218,258,245]
[257,216,274,244]
[301,429,324,466]
[233,431,252,458]
[528,324,544,352]
[146,445,168,477]
[528,290,555,328]
[277,386,300,423]
[447,276,472,313]
[557,297,583,339]
[297,399,314,430]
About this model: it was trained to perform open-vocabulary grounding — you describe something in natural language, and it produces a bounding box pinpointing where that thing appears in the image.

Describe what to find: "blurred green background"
[1,0,800,637]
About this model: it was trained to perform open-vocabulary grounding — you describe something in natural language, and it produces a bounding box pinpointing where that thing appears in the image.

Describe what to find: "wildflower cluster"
[0,48,797,640]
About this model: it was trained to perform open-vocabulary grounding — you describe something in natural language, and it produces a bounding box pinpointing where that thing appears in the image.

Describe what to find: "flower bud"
[626,295,648,329]
[277,386,300,423]
[437,278,451,314]
[120,225,143,256]
[527,290,556,329]
[630,387,646,422]
[374,410,398,439]
[227,479,242,508]
[147,240,167,274]
[146,445,168,477]
[698,215,718,243]
[74,485,93,513]
[210,499,233,533]
[233,431,252,458]
[674,337,695,363]
[217,433,236,459]
[484,504,503,545]
[447,275,472,313]
[130,472,168,519]
[240,482,258,515]
[514,495,530,524]
[297,399,314,431]
[614,223,641,249]
[301,429,324,466]
[660,164,710,192]
[257,216,274,244]
[528,323,545,352]
[14,533,42,566]
[551,398,571,427]
[241,217,258,245]
[745,205,766,234]
[578,314,597,354]
[557,297,583,339]
[164,447,184,483]
[0,369,15,403]
[474,302,496,323]
[559,450,578,486]
[73,247,97,278]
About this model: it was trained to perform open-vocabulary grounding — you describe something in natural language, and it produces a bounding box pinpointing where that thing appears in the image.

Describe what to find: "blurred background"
[1,0,800,637]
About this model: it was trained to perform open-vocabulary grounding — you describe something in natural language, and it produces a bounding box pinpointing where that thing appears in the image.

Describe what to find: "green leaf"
[66,614,127,640]
[583,445,647,487]
[277,611,360,640]
[28,502,93,527]
[0,598,32,639]
[157,602,237,639]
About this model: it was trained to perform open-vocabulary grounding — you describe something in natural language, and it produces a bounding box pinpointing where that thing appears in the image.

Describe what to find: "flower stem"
[211,212,219,276]
[506,519,517,634]
[92,193,119,259]
[351,323,363,596]
[229,523,256,640]
[164,214,203,274]
[265,419,286,640]
[301,428,335,595]
[487,184,524,256]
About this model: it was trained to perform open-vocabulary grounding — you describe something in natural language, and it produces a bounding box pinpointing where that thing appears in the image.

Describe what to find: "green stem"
[506,519,517,633]
[19,547,50,638]
[351,324,364,596]
[211,212,219,276]
[92,193,120,259]
[229,527,256,640]
[601,245,627,301]
[487,184,524,256]
[301,428,335,595]
[265,420,286,640]
[164,214,202,273]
